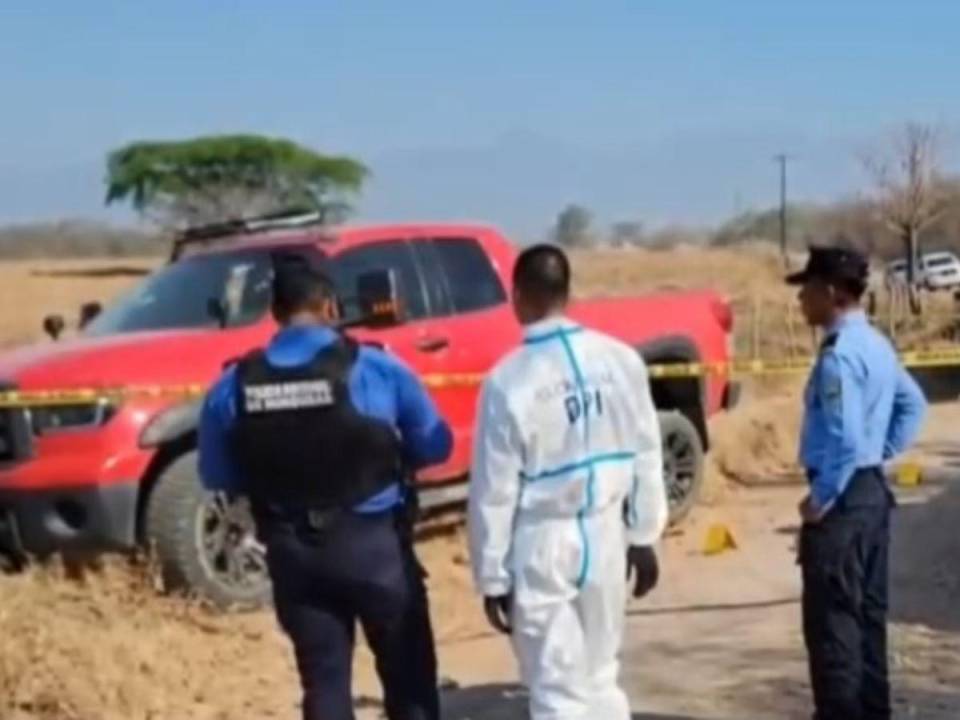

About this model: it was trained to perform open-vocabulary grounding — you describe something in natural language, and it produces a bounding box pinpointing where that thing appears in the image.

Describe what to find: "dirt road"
[418,481,960,720]
[360,406,960,720]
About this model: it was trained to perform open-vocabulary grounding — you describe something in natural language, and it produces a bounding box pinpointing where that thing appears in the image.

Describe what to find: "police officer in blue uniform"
[198,253,453,720]
[789,245,927,720]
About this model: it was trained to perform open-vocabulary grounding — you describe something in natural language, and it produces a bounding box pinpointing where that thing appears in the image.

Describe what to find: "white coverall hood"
[468,315,668,720]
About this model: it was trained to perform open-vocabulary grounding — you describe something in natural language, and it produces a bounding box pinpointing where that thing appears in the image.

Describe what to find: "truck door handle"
[416,336,449,352]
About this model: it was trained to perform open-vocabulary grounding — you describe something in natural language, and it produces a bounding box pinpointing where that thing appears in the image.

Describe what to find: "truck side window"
[331,240,429,321]
[430,237,507,314]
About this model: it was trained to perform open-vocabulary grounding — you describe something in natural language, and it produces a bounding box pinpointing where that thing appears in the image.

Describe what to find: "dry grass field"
[0,259,159,349]
[0,248,782,348]
[2,245,954,354]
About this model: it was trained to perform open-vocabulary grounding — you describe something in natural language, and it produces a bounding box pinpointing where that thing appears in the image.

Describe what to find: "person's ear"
[827,283,838,306]
[321,298,339,322]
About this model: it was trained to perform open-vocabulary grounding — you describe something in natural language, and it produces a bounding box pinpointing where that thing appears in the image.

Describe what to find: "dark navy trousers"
[800,468,894,720]
[262,509,440,720]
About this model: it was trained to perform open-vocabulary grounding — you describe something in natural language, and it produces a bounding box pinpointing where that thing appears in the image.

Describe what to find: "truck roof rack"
[170,208,331,260]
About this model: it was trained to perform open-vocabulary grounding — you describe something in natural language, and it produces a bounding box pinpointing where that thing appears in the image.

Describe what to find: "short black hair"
[270,251,337,319]
[513,244,571,305]
[836,276,868,300]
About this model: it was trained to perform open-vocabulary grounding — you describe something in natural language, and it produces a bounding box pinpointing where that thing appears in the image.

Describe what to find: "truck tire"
[658,410,705,525]
[144,451,271,610]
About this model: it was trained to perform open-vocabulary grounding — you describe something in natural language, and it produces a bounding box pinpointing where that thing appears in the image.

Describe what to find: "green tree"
[609,220,644,247]
[105,134,369,228]
[553,204,594,248]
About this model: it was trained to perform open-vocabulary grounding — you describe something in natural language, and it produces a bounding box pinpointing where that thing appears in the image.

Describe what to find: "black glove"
[626,545,659,598]
[483,594,512,635]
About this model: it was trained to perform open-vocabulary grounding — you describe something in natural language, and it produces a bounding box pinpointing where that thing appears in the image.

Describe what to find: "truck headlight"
[29,402,116,435]
[139,401,202,448]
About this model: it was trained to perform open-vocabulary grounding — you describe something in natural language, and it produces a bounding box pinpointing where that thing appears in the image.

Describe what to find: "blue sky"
[2,1,960,240]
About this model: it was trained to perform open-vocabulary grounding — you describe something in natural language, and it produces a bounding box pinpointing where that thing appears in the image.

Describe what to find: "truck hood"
[0,327,269,390]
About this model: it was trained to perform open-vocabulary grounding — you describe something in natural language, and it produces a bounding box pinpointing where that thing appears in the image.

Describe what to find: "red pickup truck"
[0,213,738,607]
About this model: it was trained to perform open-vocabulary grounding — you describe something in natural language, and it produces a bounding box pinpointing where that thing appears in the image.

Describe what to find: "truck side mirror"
[79,302,102,329]
[351,269,404,329]
[43,314,65,341]
[207,298,228,329]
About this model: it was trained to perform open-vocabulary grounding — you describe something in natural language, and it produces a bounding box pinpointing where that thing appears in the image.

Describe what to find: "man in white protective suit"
[467,243,669,720]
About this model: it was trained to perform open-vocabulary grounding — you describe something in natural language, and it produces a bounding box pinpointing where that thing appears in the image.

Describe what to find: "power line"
[773,153,792,269]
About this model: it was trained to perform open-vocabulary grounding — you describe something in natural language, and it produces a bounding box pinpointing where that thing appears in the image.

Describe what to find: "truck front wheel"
[658,410,705,524]
[144,451,271,610]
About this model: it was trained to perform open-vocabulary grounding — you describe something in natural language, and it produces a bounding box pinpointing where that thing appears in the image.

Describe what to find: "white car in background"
[886,251,960,291]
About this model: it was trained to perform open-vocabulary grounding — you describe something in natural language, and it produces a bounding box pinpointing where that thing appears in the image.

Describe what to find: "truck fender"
[637,335,709,451]
[139,400,203,448]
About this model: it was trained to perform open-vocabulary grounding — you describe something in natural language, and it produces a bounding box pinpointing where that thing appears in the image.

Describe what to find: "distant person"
[788,245,927,720]
[467,243,667,720]
[198,252,453,720]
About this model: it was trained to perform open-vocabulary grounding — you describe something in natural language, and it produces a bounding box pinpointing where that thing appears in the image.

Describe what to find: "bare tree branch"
[860,122,951,314]
[865,124,949,232]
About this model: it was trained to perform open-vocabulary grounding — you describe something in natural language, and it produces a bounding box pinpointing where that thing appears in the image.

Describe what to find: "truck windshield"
[84,251,278,335]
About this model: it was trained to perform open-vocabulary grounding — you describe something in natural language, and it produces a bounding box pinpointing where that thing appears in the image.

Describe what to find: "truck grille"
[0,383,32,466]
[0,412,13,462]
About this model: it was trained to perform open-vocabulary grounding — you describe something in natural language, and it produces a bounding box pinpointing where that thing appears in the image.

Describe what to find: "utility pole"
[774,153,790,269]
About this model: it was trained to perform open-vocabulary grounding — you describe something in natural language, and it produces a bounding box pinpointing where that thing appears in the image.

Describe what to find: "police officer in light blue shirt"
[789,245,927,720]
[198,252,453,720]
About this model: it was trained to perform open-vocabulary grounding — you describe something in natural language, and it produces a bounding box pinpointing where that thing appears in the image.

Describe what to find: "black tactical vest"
[231,335,402,513]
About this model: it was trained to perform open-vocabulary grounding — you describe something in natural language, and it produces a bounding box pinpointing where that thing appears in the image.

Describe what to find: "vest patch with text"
[243,379,335,413]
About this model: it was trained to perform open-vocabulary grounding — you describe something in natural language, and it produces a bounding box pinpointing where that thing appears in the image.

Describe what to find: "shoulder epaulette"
[333,331,361,361]
[232,348,272,378]
[224,347,264,371]
[819,333,838,353]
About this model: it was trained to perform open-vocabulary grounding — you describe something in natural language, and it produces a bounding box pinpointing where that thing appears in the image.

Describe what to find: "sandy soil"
[361,404,960,720]
[2,399,958,720]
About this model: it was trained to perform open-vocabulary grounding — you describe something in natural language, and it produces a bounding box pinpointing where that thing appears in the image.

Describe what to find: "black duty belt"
[805,466,891,512]
[304,507,342,532]
[805,465,883,482]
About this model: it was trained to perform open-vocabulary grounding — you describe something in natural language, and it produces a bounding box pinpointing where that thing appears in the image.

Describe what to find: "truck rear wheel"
[144,451,271,610]
[658,410,705,524]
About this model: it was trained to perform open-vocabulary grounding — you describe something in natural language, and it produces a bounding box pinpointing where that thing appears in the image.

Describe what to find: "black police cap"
[785,245,868,286]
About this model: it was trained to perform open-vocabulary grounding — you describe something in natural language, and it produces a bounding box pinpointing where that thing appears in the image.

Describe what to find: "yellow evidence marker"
[703,523,738,556]
[895,462,923,488]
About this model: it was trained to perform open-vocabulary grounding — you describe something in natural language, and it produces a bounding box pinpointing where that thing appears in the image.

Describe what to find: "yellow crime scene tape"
[1,347,960,408]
